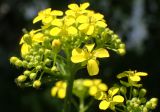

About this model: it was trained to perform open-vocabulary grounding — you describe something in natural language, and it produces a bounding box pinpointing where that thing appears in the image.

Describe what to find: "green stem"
[79,98,85,112]
[63,63,76,112]
[129,86,133,100]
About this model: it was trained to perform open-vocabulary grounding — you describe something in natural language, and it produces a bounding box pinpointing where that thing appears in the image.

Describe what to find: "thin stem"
[63,63,76,112]
[129,86,133,100]
[71,98,79,110]
[79,98,85,112]
[115,107,125,112]
[84,98,94,111]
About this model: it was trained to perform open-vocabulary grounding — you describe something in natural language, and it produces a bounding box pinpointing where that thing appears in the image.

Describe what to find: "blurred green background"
[0,0,160,112]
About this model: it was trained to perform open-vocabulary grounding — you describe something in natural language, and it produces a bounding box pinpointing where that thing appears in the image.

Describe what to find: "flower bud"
[33,80,41,88]
[39,48,45,54]
[44,58,51,65]
[140,98,146,103]
[29,73,37,80]
[44,49,52,56]
[139,88,147,97]
[146,101,152,108]
[36,65,42,71]
[120,86,127,95]
[24,70,31,76]
[17,75,27,82]
[150,98,158,109]
[51,66,58,72]
[52,39,61,47]
[22,61,28,67]
[10,56,19,64]
[119,43,125,49]
[15,60,23,67]
[142,107,148,112]
[23,34,32,44]
[117,49,126,55]
[132,88,139,97]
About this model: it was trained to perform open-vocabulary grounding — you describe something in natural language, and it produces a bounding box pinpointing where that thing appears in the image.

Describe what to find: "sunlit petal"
[99,100,110,110]
[93,48,109,58]
[87,59,99,76]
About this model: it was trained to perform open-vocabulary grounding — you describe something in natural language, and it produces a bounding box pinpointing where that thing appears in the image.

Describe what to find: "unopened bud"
[133,88,139,97]
[51,66,58,72]
[33,80,41,88]
[15,60,23,67]
[23,34,32,44]
[10,56,19,64]
[29,73,37,80]
[117,49,126,55]
[17,75,27,82]
[120,86,127,95]
[150,98,158,109]
[24,70,31,76]
[52,39,61,47]
[36,65,42,71]
[143,107,148,112]
[139,88,147,97]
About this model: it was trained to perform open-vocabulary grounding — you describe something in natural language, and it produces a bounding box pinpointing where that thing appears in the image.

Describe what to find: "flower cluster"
[10,2,125,87]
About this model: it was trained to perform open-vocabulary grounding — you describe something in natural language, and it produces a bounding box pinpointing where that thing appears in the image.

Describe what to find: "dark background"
[0,0,160,112]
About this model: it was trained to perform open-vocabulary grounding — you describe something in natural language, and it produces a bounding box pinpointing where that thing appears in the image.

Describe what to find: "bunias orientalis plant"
[10,2,158,112]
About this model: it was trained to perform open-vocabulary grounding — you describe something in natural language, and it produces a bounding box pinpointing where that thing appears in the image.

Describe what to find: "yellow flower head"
[50,17,77,36]
[96,87,124,110]
[77,12,107,35]
[51,81,67,99]
[117,71,148,82]
[83,79,108,96]
[33,8,63,24]
[65,2,90,17]
[71,43,109,75]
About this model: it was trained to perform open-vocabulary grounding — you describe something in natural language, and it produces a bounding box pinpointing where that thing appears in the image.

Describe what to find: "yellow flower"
[71,43,109,76]
[65,2,89,17]
[21,43,30,57]
[33,8,63,24]
[50,17,77,36]
[76,12,107,35]
[96,87,124,110]
[51,81,67,99]
[20,30,44,44]
[117,71,148,82]
[83,79,108,96]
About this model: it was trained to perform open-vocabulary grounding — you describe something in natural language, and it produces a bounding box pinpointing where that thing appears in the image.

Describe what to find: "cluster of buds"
[126,97,158,112]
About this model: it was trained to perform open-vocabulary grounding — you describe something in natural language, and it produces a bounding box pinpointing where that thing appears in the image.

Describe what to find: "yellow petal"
[93,79,101,85]
[93,48,110,58]
[83,79,93,87]
[67,26,77,35]
[65,17,75,26]
[51,19,62,27]
[58,88,66,99]
[95,91,107,100]
[68,3,79,10]
[108,87,119,96]
[50,27,61,36]
[98,83,108,91]
[78,23,89,30]
[87,25,94,35]
[80,2,90,10]
[117,72,128,79]
[99,100,110,110]
[85,44,95,52]
[65,10,75,16]
[93,13,104,21]
[32,33,44,42]
[96,21,107,28]
[51,87,58,96]
[42,16,52,24]
[89,86,98,96]
[51,10,63,16]
[21,44,30,57]
[33,16,43,24]
[135,72,148,76]
[113,95,124,103]
[71,48,87,63]
[129,75,141,82]
[87,59,99,76]
[76,15,89,23]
